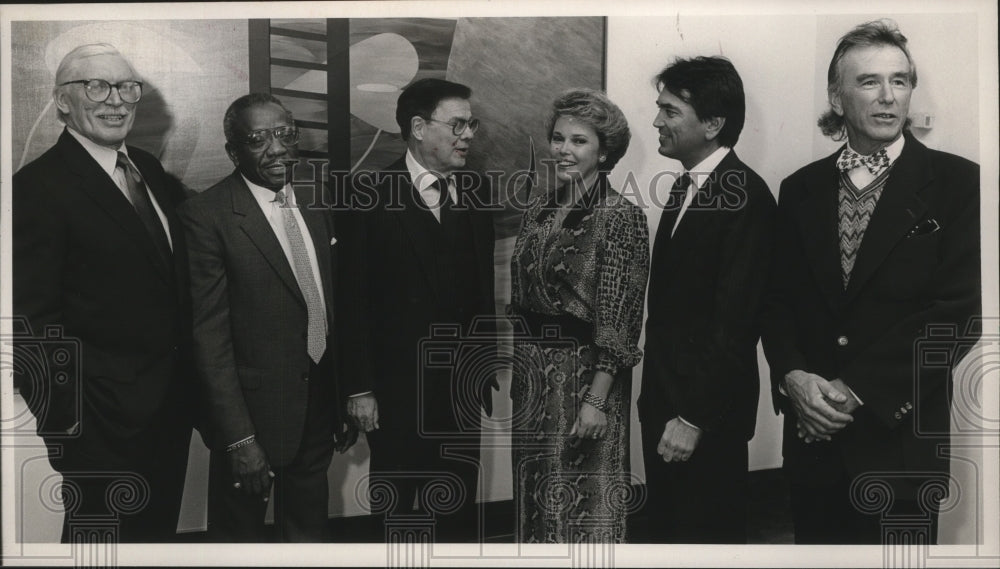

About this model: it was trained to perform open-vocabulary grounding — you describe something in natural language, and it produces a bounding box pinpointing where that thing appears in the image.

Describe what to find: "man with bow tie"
[762,20,981,544]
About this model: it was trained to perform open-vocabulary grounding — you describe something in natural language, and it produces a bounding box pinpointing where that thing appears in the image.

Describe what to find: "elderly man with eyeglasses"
[13,43,194,543]
[176,93,355,542]
[339,78,499,542]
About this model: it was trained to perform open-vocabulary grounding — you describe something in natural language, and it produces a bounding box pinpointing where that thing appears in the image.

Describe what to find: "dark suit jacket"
[177,171,343,467]
[762,134,981,494]
[340,157,496,464]
[639,150,776,440]
[13,129,193,460]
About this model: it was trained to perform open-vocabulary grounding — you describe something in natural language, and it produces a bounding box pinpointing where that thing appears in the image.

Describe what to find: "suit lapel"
[387,160,444,302]
[59,131,172,283]
[295,185,336,324]
[230,174,306,306]
[843,136,929,304]
[671,150,740,243]
[794,151,845,311]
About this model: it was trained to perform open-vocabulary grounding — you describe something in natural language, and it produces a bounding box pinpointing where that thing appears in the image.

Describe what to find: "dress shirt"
[244,175,328,332]
[406,149,457,222]
[671,145,731,237]
[843,135,905,188]
[66,126,173,249]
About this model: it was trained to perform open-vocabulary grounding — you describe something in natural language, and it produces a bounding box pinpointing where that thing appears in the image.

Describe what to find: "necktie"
[275,189,327,364]
[116,151,171,265]
[432,177,452,224]
[657,172,691,241]
[836,147,890,176]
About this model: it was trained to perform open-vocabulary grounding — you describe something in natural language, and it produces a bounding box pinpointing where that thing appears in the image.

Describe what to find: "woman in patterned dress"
[509,88,649,543]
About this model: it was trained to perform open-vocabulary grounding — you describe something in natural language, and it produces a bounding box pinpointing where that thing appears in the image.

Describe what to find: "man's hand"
[656,417,702,462]
[569,401,608,440]
[826,378,861,415]
[335,422,359,453]
[783,370,854,440]
[228,441,274,499]
[480,374,500,417]
[347,394,379,432]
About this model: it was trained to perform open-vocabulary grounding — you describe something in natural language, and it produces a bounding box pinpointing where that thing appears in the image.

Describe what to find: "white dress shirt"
[66,127,173,249]
[406,149,457,222]
[671,145,731,237]
[243,176,328,333]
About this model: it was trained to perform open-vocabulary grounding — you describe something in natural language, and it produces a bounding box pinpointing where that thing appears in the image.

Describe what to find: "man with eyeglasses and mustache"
[177,93,354,541]
[341,78,498,542]
[13,43,194,542]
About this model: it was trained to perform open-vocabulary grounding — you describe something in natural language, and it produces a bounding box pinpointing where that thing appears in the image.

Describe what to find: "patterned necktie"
[836,147,890,176]
[116,151,171,264]
[275,189,327,364]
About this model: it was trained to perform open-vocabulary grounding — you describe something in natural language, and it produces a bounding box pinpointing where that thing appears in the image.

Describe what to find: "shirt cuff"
[677,416,701,431]
[846,386,864,405]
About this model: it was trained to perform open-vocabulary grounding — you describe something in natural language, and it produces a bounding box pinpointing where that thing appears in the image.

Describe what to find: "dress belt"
[513,310,594,346]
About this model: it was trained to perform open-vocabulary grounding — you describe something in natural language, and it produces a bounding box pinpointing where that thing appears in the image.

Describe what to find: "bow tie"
[837,147,890,175]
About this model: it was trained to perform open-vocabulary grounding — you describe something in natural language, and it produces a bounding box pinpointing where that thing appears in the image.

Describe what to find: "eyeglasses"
[59,79,143,104]
[424,117,480,136]
[230,126,300,150]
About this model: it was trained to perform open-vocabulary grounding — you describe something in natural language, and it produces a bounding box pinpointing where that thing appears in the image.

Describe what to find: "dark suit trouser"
[787,442,939,544]
[366,435,481,543]
[52,404,191,543]
[640,419,748,543]
[207,364,337,543]
[366,366,481,542]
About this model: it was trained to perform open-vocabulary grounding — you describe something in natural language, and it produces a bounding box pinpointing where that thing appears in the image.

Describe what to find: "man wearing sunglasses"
[177,93,353,541]
[13,43,194,542]
[341,78,498,542]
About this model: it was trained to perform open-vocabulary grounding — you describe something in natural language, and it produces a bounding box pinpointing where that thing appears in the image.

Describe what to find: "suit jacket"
[639,150,776,440]
[340,157,496,462]
[762,133,981,494]
[177,171,343,467]
[12,129,193,459]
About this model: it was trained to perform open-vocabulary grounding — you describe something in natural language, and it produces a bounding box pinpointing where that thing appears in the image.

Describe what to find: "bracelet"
[226,434,256,453]
[583,391,609,413]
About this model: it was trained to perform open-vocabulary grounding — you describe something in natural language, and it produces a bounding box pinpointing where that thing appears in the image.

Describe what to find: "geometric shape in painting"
[350,33,418,133]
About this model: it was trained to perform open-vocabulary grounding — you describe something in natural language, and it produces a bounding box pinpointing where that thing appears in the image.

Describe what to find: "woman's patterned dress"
[509,175,650,543]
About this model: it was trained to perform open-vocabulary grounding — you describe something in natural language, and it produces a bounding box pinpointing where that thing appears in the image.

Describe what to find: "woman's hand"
[570,401,608,439]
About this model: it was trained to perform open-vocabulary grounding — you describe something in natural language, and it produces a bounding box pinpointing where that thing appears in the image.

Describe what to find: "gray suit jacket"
[177,171,342,466]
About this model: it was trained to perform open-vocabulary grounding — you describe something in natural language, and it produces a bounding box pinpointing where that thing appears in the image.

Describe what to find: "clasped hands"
[783,370,859,443]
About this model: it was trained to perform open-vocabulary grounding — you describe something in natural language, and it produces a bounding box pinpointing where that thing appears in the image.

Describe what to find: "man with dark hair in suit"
[762,19,980,544]
[13,43,193,542]
[177,93,352,542]
[342,77,497,542]
[638,56,776,543]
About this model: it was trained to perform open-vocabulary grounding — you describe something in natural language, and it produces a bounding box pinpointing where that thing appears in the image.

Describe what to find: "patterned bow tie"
[837,147,890,175]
